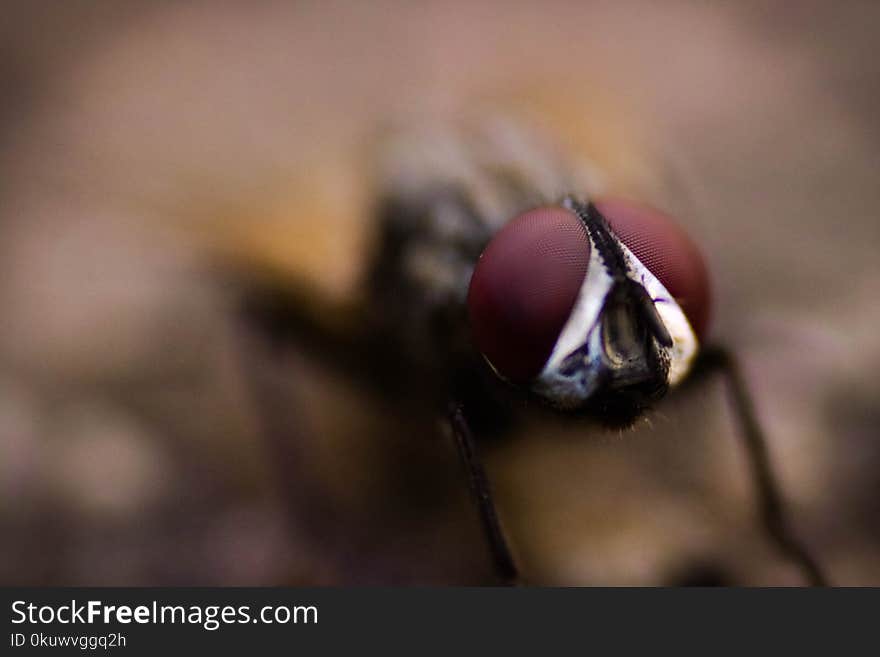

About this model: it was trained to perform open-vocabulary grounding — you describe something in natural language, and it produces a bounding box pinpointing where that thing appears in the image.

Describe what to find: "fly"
[232,117,828,586]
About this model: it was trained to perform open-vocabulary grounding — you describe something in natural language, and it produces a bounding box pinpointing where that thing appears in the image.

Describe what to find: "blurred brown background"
[1,0,878,585]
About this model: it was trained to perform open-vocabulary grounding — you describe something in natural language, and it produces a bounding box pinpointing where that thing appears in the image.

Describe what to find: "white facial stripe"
[532,227,611,406]
[534,217,699,405]
[544,229,614,372]
[618,242,699,386]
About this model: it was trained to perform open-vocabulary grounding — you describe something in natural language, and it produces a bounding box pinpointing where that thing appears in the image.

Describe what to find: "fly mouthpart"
[598,278,672,385]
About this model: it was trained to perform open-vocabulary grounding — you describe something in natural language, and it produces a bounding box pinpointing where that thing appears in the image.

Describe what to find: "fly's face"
[467,197,710,420]
[373,118,710,420]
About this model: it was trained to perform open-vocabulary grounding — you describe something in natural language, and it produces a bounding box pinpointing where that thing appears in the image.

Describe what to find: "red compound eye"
[595,198,711,340]
[467,206,591,382]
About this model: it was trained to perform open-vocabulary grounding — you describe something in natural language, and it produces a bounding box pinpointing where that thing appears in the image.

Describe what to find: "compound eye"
[595,198,711,340]
[467,206,590,382]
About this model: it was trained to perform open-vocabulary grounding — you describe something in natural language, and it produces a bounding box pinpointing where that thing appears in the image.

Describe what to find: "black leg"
[237,280,387,383]
[233,307,341,544]
[695,346,829,586]
[448,403,519,585]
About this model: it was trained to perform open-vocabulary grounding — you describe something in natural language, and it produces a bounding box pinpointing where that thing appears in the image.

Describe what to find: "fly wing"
[169,93,677,369]
[172,87,663,312]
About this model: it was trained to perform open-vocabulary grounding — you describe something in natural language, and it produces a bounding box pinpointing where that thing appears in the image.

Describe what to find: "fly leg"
[693,346,829,586]
[231,279,405,574]
[448,402,520,586]
[237,279,399,389]
[232,302,345,552]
